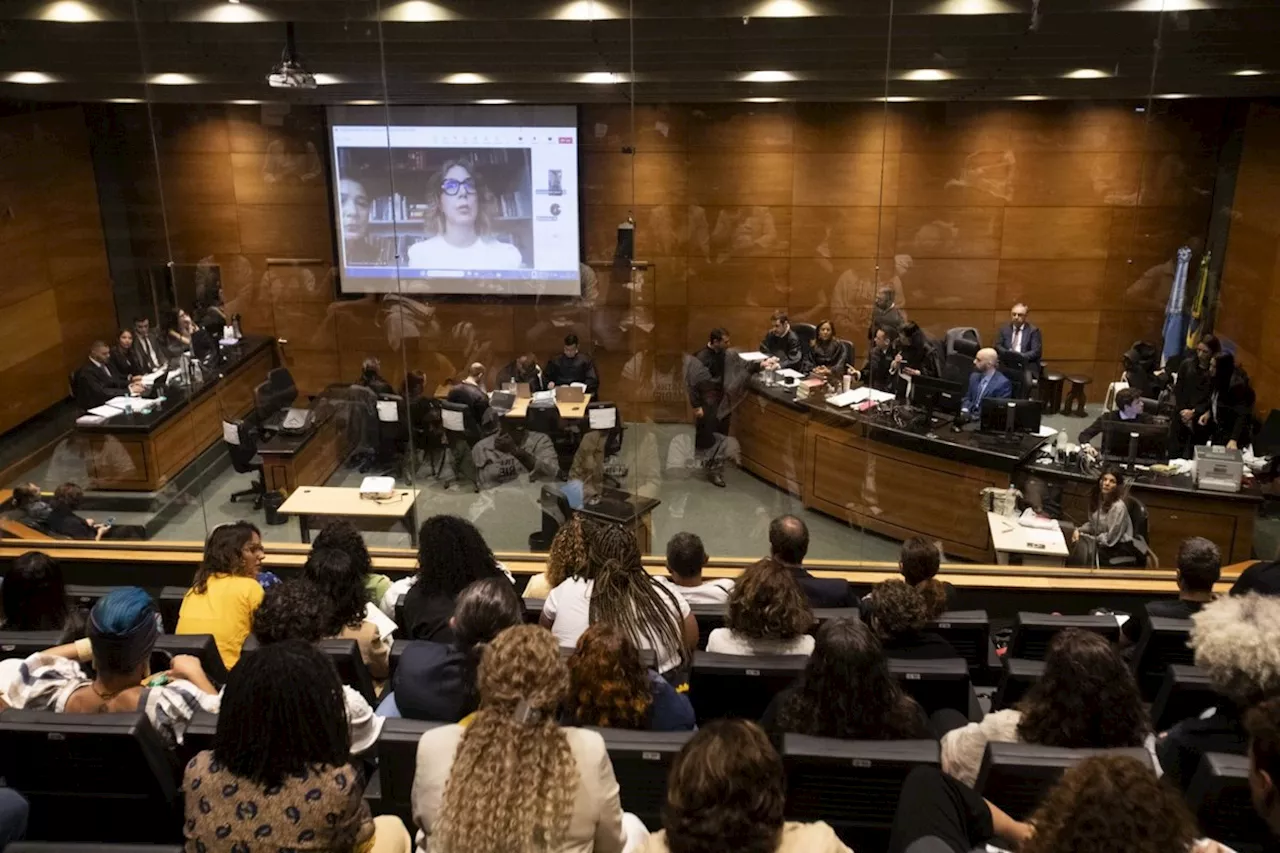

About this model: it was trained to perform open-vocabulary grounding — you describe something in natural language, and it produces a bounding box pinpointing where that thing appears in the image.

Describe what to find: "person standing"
[995,302,1043,373]
[869,286,906,346]
[1170,335,1220,457]
[688,328,732,487]
[1196,351,1256,450]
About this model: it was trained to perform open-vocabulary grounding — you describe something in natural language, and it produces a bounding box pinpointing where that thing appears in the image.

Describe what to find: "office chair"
[1186,753,1272,853]
[585,400,625,485]
[1101,496,1153,568]
[888,657,976,718]
[1006,612,1120,660]
[222,419,265,509]
[838,338,856,370]
[975,742,1153,821]
[688,652,806,723]
[439,399,482,490]
[595,728,695,829]
[944,327,981,358]
[156,586,187,633]
[1151,663,1218,730]
[952,337,980,359]
[153,633,228,685]
[791,322,817,350]
[1130,615,1195,700]
[929,610,992,678]
[408,395,444,476]
[943,351,976,386]
[375,718,447,831]
[992,657,1045,710]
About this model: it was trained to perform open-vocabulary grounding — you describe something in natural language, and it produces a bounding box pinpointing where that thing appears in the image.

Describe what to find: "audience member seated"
[0,787,27,851]
[762,617,929,741]
[1233,559,1280,596]
[656,531,733,606]
[132,315,164,372]
[1068,466,1149,567]
[388,577,522,722]
[303,548,391,681]
[1,551,85,640]
[707,558,815,656]
[542,520,697,679]
[1078,387,1150,447]
[940,629,1148,787]
[182,640,410,853]
[250,579,384,755]
[1121,535,1220,647]
[473,414,559,489]
[889,755,1191,853]
[868,580,960,660]
[545,333,600,394]
[446,361,491,424]
[359,356,395,396]
[411,624,638,852]
[768,515,855,608]
[8,482,51,527]
[497,351,547,392]
[759,310,806,373]
[564,623,696,732]
[73,339,141,410]
[897,536,956,617]
[401,515,511,643]
[994,302,1043,372]
[640,719,851,853]
[524,515,589,600]
[4,588,219,747]
[108,328,143,380]
[1158,592,1280,792]
[160,307,193,356]
[45,482,145,541]
[313,518,393,608]
[960,348,1012,418]
[176,521,267,669]
[1245,696,1280,843]
[808,320,848,379]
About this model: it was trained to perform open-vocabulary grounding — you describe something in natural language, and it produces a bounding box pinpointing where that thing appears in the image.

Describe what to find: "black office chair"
[951,336,980,359]
[0,630,63,659]
[64,584,118,614]
[888,657,976,719]
[792,322,817,350]
[0,711,182,843]
[1186,753,1272,853]
[838,338,856,370]
[943,351,976,386]
[1151,663,1219,730]
[784,735,940,850]
[222,419,265,509]
[594,728,694,830]
[374,395,410,478]
[992,657,1045,710]
[1102,496,1153,568]
[239,637,376,704]
[1006,612,1120,660]
[944,327,981,358]
[153,633,228,686]
[409,395,445,476]
[930,610,991,678]
[688,652,806,724]
[374,717,446,831]
[975,742,1154,821]
[439,399,482,490]
[1130,615,1195,700]
[156,586,187,633]
[690,605,728,650]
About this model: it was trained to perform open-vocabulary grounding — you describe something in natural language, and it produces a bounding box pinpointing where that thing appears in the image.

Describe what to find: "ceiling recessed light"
[443,73,489,84]
[578,71,625,84]
[900,68,954,81]
[1155,93,1194,99]
[1121,0,1207,9]
[882,96,921,102]
[5,71,57,84]
[346,99,381,105]
[148,72,197,85]
[1064,68,1110,79]
[476,99,514,105]
[1233,69,1264,77]
[194,3,269,22]
[313,73,345,85]
[228,0,240,4]
[741,70,796,83]
[553,0,623,20]
[743,97,786,103]
[1010,94,1050,101]
[749,0,818,16]
[381,1,455,21]
[107,97,143,103]
[229,99,262,104]
[34,1,104,21]
[923,0,1019,12]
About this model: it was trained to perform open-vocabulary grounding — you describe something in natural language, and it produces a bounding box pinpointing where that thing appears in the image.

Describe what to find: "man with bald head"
[769,514,855,607]
[961,347,1013,417]
[446,361,490,424]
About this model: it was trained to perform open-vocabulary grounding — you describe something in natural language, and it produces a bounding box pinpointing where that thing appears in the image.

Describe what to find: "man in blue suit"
[961,347,1014,417]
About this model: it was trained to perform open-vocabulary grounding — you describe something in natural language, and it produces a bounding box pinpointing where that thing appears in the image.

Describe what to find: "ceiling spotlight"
[900,68,954,81]
[34,1,104,21]
[883,96,921,102]
[381,1,455,21]
[1121,0,1207,9]
[553,0,623,20]
[1155,93,1194,99]
[578,71,624,84]
[443,73,489,84]
[749,0,818,16]
[228,0,240,4]
[149,73,197,85]
[107,97,143,103]
[741,70,796,83]
[476,99,514,104]
[743,97,786,103]
[1233,69,1264,77]
[1011,94,1049,100]
[6,71,57,84]
[229,99,262,104]
[924,0,1019,12]
[346,99,381,105]
[1064,68,1110,79]
[196,2,270,22]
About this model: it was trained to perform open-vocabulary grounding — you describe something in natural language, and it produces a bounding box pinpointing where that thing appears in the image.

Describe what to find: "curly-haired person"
[868,579,959,660]
[941,629,1148,787]
[564,623,695,732]
[707,558,814,656]
[640,719,850,853]
[412,624,647,853]
[524,515,590,600]
[1158,592,1280,792]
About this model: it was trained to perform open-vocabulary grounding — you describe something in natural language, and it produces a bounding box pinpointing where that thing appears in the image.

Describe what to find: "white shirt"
[655,576,734,606]
[544,577,691,674]
[706,629,815,657]
[406,235,524,271]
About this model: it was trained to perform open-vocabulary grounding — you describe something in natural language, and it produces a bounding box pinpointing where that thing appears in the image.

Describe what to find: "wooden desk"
[258,415,345,495]
[986,512,1069,567]
[503,393,592,420]
[75,337,275,491]
[277,485,421,545]
[577,487,661,552]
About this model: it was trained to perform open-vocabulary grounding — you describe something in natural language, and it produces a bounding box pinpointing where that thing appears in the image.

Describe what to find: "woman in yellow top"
[176,521,266,669]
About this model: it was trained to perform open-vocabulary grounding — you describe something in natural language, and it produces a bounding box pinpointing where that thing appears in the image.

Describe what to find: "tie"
[1012,328,1022,352]
[141,338,154,368]
[978,374,991,402]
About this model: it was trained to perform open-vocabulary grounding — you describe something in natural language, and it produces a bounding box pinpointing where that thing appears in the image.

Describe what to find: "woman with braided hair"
[411,624,637,853]
[541,520,698,678]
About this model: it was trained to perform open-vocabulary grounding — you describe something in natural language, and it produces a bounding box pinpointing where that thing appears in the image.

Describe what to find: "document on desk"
[89,404,123,418]
[776,368,806,380]
[1021,524,1068,552]
[105,396,150,413]
[139,369,166,388]
[825,389,862,408]
[1035,425,1059,438]
[737,351,768,362]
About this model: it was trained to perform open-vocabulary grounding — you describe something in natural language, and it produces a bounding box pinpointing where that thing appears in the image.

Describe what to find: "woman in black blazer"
[1197,352,1256,450]
[109,329,143,380]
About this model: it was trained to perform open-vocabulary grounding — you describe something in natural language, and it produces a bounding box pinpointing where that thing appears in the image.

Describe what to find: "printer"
[1193,445,1244,493]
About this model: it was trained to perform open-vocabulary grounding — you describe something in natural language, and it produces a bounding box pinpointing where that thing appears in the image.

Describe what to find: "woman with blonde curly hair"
[411,624,637,853]
[1158,591,1280,792]
[707,558,814,656]
[525,515,589,599]
[564,623,695,732]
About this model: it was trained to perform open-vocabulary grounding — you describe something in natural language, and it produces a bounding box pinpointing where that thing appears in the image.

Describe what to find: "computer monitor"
[910,374,964,419]
[979,397,1041,434]
[1101,419,1169,466]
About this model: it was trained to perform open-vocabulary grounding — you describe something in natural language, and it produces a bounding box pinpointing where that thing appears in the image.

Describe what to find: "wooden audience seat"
[0,519,55,541]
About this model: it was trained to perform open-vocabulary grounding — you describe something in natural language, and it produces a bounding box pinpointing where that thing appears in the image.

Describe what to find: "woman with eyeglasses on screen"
[405,160,525,271]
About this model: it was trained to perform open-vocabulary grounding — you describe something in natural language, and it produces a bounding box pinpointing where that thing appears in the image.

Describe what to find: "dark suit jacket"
[1197,374,1257,445]
[545,353,599,394]
[133,333,166,372]
[961,370,1014,415]
[995,322,1043,365]
[446,381,490,425]
[787,565,856,608]
[759,330,806,372]
[861,346,896,391]
[109,346,142,379]
[45,507,97,540]
[391,641,475,723]
[73,360,129,410]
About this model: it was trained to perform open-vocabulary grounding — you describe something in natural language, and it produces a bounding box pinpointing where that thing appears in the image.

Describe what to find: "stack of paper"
[824,389,862,408]
[737,351,767,362]
[777,368,806,380]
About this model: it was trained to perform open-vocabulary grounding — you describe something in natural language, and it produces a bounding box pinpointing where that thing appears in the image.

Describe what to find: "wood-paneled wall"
[1218,101,1280,417]
[0,107,116,435]
[115,101,1226,421]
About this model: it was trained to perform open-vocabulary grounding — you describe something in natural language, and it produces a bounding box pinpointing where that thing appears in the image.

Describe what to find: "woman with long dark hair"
[1069,466,1147,567]
[109,328,143,380]
[765,617,928,740]
[176,521,266,669]
[1,551,77,637]
[401,515,509,643]
[808,320,848,379]
[405,159,524,271]
[313,518,393,607]
[1196,350,1256,450]
[564,623,695,732]
[303,547,390,680]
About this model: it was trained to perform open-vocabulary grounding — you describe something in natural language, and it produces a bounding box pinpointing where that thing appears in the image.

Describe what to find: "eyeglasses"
[441,178,476,196]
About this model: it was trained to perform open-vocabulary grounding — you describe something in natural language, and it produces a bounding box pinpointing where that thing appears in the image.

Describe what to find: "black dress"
[810,338,848,376]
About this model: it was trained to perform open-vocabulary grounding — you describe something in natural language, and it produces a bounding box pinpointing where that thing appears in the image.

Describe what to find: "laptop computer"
[555,385,586,403]
[503,381,533,399]
[490,390,517,413]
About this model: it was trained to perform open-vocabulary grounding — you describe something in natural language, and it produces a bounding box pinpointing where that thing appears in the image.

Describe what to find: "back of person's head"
[88,587,159,677]
[467,362,485,380]
[451,577,523,715]
[1023,755,1196,853]
[900,321,922,345]
[546,515,589,587]
[1213,351,1237,392]
[1246,695,1280,831]
[51,482,83,511]
[585,520,689,672]
[565,622,653,730]
[415,515,502,598]
[403,370,426,398]
[726,558,812,641]
[768,515,809,565]
[1018,629,1148,748]
[252,579,333,645]
[193,520,261,593]
[214,639,350,789]
[899,536,941,585]
[869,579,929,640]
[436,624,575,852]
[312,519,374,580]
[662,719,786,853]
[1191,592,1280,706]
[2,551,68,631]
[301,548,366,635]
[1176,536,1221,593]
[778,617,923,740]
[11,482,40,508]
[666,532,707,581]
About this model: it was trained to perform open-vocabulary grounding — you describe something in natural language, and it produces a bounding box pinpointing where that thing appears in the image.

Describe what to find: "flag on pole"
[1162,246,1192,364]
